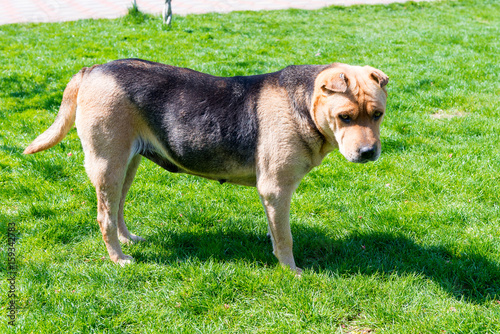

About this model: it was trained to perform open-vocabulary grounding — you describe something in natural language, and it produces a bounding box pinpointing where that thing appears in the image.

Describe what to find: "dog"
[24,59,388,274]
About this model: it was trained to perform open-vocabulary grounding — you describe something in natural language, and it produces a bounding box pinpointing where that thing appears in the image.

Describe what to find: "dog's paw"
[294,267,303,277]
[130,234,145,242]
[116,255,135,266]
[119,234,145,244]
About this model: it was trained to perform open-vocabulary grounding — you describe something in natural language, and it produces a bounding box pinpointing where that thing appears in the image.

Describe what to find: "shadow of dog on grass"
[133,224,500,304]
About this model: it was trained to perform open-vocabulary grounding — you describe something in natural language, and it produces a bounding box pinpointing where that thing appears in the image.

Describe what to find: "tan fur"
[75,72,144,264]
[311,64,387,163]
[24,62,388,273]
[255,64,388,273]
[255,84,317,273]
[23,68,86,154]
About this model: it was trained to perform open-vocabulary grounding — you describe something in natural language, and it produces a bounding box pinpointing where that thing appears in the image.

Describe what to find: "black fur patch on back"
[94,59,330,176]
[99,59,265,175]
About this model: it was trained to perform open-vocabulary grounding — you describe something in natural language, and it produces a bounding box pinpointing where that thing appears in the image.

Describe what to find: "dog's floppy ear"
[321,72,348,95]
[370,69,389,88]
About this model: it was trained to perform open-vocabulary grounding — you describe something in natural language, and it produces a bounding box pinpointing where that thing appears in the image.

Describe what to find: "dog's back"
[99,59,263,175]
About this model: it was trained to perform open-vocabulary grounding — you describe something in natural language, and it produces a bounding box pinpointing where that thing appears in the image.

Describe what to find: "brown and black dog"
[24,59,388,274]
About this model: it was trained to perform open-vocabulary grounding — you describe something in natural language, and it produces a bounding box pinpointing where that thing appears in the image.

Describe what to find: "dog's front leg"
[257,177,301,275]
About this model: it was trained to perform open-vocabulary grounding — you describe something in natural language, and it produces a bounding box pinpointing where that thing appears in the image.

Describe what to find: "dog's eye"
[373,111,383,120]
[339,114,351,123]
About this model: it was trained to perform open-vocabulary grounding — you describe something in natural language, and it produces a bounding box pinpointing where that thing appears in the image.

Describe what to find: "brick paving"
[0,0,429,26]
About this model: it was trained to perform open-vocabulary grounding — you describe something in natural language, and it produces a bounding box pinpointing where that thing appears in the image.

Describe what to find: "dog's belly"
[141,146,257,186]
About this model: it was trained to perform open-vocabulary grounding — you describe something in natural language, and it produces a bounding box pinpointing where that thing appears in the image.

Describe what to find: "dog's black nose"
[359,146,377,161]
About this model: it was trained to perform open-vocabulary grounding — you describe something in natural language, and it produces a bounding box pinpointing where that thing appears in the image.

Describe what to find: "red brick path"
[0,0,429,25]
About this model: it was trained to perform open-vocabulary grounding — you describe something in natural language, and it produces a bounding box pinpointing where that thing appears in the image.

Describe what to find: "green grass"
[1,0,500,332]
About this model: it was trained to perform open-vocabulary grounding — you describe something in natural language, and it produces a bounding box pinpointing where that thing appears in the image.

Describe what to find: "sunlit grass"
[1,0,499,332]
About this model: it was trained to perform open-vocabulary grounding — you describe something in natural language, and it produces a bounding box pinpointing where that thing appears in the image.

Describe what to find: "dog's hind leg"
[78,118,137,265]
[84,151,134,265]
[117,154,145,244]
[74,73,147,265]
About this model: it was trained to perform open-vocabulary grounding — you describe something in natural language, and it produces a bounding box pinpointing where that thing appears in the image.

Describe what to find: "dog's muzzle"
[354,145,379,163]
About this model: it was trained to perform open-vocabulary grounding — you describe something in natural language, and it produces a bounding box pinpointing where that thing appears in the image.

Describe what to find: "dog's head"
[311,64,389,163]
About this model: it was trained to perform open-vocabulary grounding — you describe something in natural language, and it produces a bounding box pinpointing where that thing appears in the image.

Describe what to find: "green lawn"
[1,0,500,332]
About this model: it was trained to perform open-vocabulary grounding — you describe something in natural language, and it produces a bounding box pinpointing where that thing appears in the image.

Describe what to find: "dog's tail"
[23,67,91,155]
